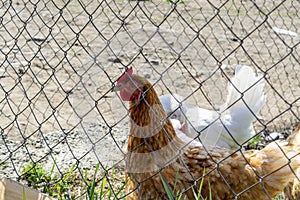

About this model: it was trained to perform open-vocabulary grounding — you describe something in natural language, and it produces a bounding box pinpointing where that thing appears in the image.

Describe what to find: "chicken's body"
[114,68,300,200]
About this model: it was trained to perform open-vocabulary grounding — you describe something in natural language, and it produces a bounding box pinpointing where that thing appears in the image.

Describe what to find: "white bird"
[159,93,184,120]
[159,65,266,149]
[169,118,202,147]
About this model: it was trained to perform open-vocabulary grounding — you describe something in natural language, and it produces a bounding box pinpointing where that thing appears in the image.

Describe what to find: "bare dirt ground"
[0,0,300,198]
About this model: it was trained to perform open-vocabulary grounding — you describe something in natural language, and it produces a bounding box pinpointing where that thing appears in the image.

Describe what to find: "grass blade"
[22,188,26,200]
[89,163,100,200]
[160,174,175,200]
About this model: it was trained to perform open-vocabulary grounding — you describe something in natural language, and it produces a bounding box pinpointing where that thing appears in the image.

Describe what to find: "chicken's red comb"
[117,67,133,83]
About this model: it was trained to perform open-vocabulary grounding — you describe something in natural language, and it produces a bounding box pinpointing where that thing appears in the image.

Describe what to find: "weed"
[272,195,285,200]
[21,162,126,200]
[161,169,211,200]
[0,162,7,168]
[88,163,100,199]
[21,162,52,189]
[84,164,126,200]
[248,135,262,149]
[21,162,76,199]
[22,187,26,200]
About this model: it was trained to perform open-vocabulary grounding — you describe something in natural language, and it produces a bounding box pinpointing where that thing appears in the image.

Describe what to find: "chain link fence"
[0,0,299,199]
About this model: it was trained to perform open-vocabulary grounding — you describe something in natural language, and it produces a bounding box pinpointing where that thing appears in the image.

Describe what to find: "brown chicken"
[113,67,300,200]
[284,124,300,200]
[284,169,300,200]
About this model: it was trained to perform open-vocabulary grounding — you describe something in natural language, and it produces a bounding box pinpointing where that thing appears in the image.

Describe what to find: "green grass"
[161,169,212,200]
[0,162,8,168]
[272,195,285,200]
[160,169,280,200]
[22,187,26,200]
[21,162,76,199]
[21,162,52,189]
[20,162,126,200]
[85,163,126,200]
[248,135,262,149]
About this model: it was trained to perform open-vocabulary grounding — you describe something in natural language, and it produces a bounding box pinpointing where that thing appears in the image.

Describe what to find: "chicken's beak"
[112,83,122,92]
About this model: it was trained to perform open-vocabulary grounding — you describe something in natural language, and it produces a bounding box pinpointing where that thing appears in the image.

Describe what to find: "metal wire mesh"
[0,0,299,199]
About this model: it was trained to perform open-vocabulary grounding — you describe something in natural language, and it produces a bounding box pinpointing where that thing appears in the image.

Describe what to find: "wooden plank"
[0,176,56,200]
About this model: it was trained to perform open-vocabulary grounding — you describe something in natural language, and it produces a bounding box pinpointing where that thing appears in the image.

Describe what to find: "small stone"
[266,132,280,141]
[150,60,159,66]
[53,149,61,154]
[144,73,151,79]
[35,141,43,149]
[27,37,46,43]
[107,57,122,63]
[19,122,26,126]
[230,37,239,42]
[18,68,25,75]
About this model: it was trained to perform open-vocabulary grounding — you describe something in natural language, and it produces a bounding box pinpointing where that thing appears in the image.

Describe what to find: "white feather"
[272,27,299,37]
[159,93,184,121]
[169,119,201,147]
[159,65,266,149]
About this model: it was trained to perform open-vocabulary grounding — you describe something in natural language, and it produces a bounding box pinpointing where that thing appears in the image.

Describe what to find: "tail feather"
[288,123,300,152]
[224,65,266,123]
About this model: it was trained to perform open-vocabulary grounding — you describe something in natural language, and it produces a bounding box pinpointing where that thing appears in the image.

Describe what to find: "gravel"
[0,123,128,179]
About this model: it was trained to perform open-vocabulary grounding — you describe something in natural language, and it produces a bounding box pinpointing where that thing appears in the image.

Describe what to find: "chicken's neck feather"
[127,85,179,153]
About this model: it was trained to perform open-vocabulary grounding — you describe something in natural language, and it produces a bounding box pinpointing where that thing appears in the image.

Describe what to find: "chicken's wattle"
[120,90,133,101]
[120,90,142,101]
